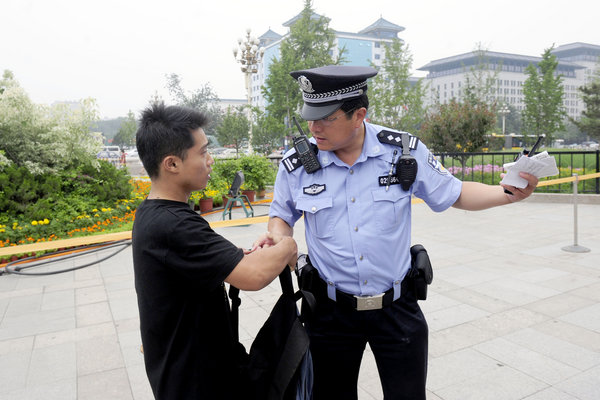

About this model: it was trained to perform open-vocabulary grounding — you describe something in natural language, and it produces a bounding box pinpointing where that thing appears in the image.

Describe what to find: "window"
[375,54,380,60]
[375,42,381,48]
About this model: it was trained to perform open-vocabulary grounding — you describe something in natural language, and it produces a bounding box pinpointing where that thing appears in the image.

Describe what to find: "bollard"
[561,173,590,253]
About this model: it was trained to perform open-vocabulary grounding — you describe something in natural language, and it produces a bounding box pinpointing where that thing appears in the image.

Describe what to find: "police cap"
[290,65,378,121]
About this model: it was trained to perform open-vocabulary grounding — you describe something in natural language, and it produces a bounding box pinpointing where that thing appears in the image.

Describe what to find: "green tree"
[420,99,496,167]
[251,110,285,155]
[0,70,100,175]
[216,106,250,156]
[573,81,600,141]
[93,116,127,143]
[165,73,222,136]
[522,46,566,145]
[112,110,137,147]
[462,45,501,107]
[369,40,428,132]
[262,0,342,138]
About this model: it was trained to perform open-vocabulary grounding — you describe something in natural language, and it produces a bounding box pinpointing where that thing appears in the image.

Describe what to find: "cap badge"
[297,75,315,93]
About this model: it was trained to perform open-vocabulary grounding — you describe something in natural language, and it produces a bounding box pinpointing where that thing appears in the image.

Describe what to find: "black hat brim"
[300,102,342,121]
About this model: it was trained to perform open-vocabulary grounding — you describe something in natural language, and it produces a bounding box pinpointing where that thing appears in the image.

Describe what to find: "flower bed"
[0,179,150,253]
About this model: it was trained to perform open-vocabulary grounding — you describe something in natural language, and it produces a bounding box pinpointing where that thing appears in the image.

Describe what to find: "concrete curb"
[527,192,600,204]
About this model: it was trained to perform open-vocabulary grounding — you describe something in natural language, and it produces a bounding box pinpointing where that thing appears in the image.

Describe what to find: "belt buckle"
[355,293,385,311]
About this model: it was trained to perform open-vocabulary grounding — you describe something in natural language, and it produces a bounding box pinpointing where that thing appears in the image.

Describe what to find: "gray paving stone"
[558,303,600,333]
[41,288,74,311]
[2,378,77,400]
[523,292,595,318]
[78,368,133,400]
[554,365,600,400]
[429,322,497,358]
[76,335,125,376]
[428,348,501,392]
[75,284,108,305]
[77,301,113,327]
[522,387,580,400]
[0,350,30,393]
[533,319,600,352]
[426,303,490,332]
[27,342,76,386]
[34,322,116,348]
[505,328,600,370]
[433,365,547,400]
[5,293,43,317]
[0,307,76,340]
[471,307,550,336]
[474,337,580,384]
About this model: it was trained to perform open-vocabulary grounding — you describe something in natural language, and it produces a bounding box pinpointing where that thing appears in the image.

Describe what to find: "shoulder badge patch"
[427,152,449,175]
[282,152,302,173]
[377,130,419,150]
[303,184,326,195]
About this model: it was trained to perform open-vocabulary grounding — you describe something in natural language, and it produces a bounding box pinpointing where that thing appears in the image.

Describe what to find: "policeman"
[256,65,538,399]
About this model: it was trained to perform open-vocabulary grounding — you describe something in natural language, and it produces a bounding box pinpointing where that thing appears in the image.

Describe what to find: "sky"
[2,0,599,119]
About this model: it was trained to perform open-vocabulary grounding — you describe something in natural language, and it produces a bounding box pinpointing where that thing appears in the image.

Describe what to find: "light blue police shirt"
[269,121,462,300]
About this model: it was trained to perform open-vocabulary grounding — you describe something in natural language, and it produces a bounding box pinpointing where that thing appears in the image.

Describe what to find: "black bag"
[229,267,313,400]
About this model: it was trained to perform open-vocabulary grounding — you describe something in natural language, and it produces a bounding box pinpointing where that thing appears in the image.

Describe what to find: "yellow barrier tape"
[1,173,598,258]
[537,171,600,187]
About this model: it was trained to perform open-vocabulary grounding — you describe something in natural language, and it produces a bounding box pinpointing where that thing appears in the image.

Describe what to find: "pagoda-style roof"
[258,29,283,47]
[282,12,330,27]
[358,17,405,39]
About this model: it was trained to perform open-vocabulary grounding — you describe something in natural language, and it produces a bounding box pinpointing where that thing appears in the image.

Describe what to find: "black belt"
[312,275,412,311]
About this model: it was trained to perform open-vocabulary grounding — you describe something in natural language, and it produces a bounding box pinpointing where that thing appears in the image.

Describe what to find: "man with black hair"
[132,102,297,399]
[256,65,538,399]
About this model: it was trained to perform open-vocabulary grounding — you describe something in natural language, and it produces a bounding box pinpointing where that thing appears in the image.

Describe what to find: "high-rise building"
[417,43,600,120]
[253,12,405,110]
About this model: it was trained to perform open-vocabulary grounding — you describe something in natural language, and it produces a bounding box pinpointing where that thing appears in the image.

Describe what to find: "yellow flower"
[43,218,49,225]
[0,229,5,233]
[92,209,98,212]
[31,221,38,226]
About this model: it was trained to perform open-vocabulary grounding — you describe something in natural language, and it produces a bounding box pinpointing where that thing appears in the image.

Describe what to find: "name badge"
[378,175,400,186]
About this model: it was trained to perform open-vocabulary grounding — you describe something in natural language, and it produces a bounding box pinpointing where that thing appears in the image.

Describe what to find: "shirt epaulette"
[282,152,302,173]
[377,130,419,150]
[282,143,319,173]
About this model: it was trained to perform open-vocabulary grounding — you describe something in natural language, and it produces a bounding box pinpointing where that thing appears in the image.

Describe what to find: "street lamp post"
[233,28,264,154]
[499,104,510,136]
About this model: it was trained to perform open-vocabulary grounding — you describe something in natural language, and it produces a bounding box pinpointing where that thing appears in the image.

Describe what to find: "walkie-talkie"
[292,117,321,174]
[396,133,418,191]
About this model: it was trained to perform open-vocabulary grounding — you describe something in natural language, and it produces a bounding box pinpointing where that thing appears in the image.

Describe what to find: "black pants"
[305,286,428,400]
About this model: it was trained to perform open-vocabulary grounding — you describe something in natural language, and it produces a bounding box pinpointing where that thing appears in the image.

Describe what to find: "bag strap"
[228,267,315,343]
[228,285,241,343]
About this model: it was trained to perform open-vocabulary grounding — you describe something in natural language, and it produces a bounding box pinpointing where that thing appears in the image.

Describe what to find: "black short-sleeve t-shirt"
[132,199,244,399]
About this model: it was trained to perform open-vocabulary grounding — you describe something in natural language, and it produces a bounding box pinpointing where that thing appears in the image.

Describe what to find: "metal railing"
[434,150,600,194]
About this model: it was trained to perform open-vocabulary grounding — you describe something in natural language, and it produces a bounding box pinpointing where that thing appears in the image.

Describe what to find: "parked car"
[125,148,139,160]
[97,146,121,159]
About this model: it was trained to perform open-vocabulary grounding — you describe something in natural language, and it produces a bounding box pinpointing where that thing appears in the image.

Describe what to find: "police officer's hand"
[501,172,539,203]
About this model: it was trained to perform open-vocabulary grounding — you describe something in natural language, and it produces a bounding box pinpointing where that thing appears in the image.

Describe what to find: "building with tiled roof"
[250,13,404,110]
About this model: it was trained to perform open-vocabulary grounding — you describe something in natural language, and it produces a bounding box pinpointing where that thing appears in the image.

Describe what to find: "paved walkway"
[0,199,599,399]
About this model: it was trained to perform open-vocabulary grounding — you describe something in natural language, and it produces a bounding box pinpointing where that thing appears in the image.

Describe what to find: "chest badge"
[303,183,326,195]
